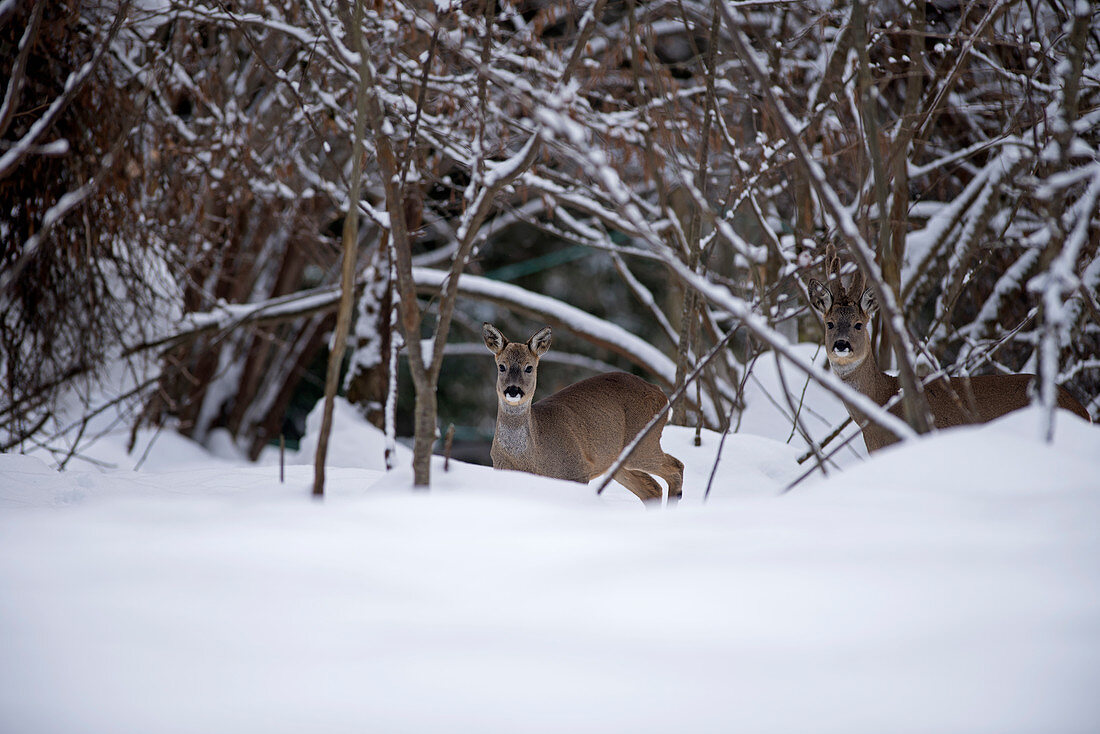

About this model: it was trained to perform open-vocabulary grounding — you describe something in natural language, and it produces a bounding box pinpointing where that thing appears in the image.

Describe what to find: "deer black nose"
[504,386,524,399]
[833,339,852,354]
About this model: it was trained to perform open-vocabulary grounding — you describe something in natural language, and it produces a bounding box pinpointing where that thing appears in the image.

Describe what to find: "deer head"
[482,323,553,410]
[807,245,878,375]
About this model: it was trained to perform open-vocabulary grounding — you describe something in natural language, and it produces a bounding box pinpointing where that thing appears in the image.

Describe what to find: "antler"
[824,243,842,294]
[848,266,866,300]
[823,243,867,300]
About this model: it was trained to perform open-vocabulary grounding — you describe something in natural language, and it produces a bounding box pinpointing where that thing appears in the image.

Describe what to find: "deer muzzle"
[832,339,852,356]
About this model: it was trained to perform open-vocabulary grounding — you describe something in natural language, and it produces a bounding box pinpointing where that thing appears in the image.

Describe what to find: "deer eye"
[498,364,505,372]
[524,365,533,373]
[826,322,834,330]
[854,322,863,330]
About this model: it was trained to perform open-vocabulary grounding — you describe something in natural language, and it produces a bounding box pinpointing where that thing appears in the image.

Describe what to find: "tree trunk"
[313,0,369,498]
[411,384,437,486]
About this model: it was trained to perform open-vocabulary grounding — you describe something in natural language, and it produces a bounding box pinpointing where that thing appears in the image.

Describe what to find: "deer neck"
[494,400,534,456]
[833,350,898,406]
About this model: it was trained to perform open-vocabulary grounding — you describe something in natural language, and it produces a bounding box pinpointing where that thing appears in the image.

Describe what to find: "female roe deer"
[807,247,1090,452]
[482,323,683,503]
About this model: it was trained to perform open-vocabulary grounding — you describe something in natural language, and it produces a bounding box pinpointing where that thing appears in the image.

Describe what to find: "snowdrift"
[1,407,1098,734]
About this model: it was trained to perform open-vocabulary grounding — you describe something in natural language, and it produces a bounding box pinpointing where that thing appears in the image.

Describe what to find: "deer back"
[924,373,1089,425]
[528,371,670,476]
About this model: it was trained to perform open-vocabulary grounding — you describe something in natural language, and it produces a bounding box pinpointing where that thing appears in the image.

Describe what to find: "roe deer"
[807,247,1090,453]
[482,323,684,503]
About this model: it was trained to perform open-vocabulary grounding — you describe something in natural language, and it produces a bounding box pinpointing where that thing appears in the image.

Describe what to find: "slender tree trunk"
[411,383,437,484]
[313,0,368,498]
[880,0,924,366]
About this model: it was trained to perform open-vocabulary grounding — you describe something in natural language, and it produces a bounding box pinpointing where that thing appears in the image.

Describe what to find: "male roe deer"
[807,247,1090,453]
[482,323,684,503]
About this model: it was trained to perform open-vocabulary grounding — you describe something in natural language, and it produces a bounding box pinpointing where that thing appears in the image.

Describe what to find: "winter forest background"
[2,0,1098,479]
[3,2,1100,731]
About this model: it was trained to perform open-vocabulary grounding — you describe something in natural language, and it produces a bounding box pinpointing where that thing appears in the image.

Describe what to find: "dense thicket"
[0,1,158,452]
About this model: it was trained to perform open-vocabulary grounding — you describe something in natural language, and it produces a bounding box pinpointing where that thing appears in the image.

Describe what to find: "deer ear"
[859,287,878,317]
[482,322,507,354]
[528,326,552,356]
[807,279,833,313]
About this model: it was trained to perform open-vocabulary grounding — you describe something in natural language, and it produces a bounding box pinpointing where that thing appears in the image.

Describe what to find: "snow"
[3,379,1100,733]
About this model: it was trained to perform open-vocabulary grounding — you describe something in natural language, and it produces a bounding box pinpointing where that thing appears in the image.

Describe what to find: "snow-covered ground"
[2,358,1099,733]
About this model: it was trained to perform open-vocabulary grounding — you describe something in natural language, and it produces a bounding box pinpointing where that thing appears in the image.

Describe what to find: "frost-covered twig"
[0,1,129,180]
[0,1,43,139]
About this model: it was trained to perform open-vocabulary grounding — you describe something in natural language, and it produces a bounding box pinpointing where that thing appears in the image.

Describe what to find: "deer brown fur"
[807,245,1090,452]
[482,323,684,503]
